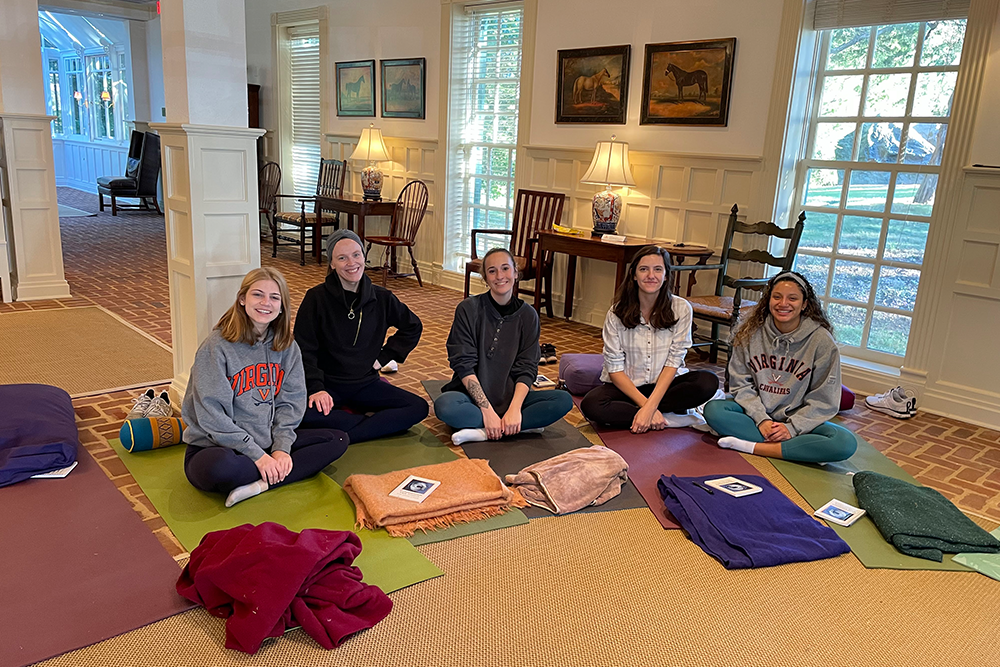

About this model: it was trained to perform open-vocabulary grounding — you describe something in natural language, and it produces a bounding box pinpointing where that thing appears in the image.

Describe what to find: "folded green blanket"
[853,471,1000,562]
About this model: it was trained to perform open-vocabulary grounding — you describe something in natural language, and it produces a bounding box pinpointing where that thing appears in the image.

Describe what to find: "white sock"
[225,479,269,507]
[451,428,488,445]
[661,411,708,428]
[717,436,757,454]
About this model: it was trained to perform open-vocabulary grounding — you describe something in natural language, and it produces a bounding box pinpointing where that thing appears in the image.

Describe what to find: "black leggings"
[184,427,349,495]
[299,377,429,444]
[580,370,719,428]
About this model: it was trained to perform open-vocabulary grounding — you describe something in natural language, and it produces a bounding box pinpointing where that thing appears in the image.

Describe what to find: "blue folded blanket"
[0,384,79,487]
[657,474,850,569]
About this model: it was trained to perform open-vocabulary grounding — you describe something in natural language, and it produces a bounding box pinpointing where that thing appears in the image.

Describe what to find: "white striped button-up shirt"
[599,297,693,386]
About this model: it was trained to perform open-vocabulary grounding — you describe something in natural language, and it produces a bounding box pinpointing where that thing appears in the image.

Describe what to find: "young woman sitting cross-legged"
[703,271,857,463]
[294,229,428,443]
[435,247,573,445]
[181,268,349,507]
[580,245,719,433]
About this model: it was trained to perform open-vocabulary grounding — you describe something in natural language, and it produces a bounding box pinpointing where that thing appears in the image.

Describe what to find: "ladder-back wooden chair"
[463,189,565,317]
[272,158,347,265]
[366,180,430,287]
[680,203,806,382]
[258,161,281,242]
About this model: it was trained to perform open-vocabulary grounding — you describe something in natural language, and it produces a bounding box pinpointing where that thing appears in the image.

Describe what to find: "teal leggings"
[703,399,857,463]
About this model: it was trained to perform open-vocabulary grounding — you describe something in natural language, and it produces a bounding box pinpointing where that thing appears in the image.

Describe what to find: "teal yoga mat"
[770,435,971,571]
[110,438,443,593]
[322,424,529,545]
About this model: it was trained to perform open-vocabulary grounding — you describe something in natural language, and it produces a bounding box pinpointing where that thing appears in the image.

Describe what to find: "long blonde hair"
[216,267,294,351]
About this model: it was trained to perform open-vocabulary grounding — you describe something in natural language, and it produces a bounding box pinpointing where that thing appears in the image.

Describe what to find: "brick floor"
[45,187,1000,558]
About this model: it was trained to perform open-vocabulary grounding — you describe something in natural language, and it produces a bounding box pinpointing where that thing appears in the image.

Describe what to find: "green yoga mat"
[109,439,443,593]
[322,425,529,546]
[770,436,971,571]
[954,528,1000,581]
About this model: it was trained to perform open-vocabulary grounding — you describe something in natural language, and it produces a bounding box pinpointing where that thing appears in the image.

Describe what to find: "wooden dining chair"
[365,180,430,287]
[463,189,565,317]
[272,158,347,265]
[679,203,806,386]
[257,161,281,242]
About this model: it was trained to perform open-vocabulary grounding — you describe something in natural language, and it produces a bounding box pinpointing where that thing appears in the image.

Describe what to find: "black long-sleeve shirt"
[294,272,422,393]
[442,293,539,415]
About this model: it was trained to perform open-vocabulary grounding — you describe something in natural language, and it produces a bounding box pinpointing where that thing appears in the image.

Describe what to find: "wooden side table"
[663,243,715,296]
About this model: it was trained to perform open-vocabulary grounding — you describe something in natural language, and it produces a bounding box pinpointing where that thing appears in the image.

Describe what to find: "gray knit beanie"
[326,229,365,260]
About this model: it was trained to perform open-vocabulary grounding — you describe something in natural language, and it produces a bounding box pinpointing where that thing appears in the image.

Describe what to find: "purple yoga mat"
[575,396,762,529]
[0,447,194,667]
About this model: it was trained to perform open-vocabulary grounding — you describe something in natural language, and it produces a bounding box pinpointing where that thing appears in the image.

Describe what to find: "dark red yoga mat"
[0,447,194,667]
[577,398,763,529]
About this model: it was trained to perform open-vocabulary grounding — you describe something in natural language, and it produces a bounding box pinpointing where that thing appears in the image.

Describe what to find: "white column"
[155,0,263,402]
[0,0,71,302]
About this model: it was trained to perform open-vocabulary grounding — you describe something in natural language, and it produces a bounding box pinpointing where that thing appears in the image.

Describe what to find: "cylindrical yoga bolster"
[120,417,186,452]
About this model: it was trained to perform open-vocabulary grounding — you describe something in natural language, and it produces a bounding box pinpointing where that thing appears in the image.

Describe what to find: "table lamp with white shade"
[350,123,392,200]
[580,135,636,236]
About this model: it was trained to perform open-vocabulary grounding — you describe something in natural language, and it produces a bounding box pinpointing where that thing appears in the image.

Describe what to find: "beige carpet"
[0,306,172,396]
[33,459,1000,667]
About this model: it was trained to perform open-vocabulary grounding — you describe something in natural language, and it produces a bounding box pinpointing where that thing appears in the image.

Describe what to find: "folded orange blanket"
[344,458,527,537]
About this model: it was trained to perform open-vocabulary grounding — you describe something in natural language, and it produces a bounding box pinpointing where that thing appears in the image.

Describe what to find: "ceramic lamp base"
[361,166,384,199]
[591,189,622,236]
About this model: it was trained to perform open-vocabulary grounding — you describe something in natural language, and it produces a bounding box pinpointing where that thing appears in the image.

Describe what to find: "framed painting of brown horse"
[640,38,736,126]
[556,45,630,124]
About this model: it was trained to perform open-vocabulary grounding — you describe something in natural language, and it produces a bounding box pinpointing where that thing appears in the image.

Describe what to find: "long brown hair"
[612,245,677,330]
[216,267,295,351]
[730,271,834,348]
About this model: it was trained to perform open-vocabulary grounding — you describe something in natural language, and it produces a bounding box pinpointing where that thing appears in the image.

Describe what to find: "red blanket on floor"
[176,522,392,654]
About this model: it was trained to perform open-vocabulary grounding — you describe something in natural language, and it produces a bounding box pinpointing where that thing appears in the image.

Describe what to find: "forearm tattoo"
[467,379,490,409]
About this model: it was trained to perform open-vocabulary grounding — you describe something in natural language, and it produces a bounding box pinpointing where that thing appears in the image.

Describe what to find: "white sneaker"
[380,360,399,374]
[865,386,916,419]
[126,388,155,420]
[144,391,173,418]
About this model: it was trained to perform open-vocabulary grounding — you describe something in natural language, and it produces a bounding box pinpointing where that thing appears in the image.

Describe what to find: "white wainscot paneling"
[54,138,129,194]
[518,145,764,327]
[324,133,440,277]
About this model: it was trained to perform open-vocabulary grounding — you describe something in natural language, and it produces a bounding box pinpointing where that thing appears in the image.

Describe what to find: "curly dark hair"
[730,271,834,348]
[612,245,678,330]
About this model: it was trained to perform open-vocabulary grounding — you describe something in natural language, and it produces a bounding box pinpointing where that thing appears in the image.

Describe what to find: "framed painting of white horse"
[336,60,376,117]
[556,45,630,124]
[640,38,736,126]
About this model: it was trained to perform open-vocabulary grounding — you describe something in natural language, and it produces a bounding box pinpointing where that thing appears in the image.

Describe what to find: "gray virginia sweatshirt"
[728,316,842,437]
[182,329,307,461]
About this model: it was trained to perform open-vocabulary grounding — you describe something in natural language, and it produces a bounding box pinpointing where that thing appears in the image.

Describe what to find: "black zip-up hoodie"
[294,272,422,392]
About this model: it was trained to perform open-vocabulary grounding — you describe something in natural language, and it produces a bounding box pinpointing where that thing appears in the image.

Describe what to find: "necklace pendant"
[348,309,356,320]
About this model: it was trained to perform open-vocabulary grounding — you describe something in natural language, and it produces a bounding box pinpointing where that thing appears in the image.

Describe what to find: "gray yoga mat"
[422,379,645,518]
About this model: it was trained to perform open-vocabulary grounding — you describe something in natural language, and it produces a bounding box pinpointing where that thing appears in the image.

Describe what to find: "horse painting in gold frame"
[556,45,630,124]
[640,38,736,126]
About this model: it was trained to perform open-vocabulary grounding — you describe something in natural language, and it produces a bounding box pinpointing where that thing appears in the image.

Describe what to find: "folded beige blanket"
[344,458,527,537]
[504,445,628,515]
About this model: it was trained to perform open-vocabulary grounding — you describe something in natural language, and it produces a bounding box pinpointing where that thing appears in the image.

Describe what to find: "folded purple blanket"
[657,474,850,569]
[0,384,79,487]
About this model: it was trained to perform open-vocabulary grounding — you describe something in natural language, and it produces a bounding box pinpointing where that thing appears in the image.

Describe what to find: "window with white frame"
[284,23,322,202]
[64,57,86,137]
[39,11,132,144]
[793,19,966,361]
[87,54,116,140]
[444,2,524,272]
[47,57,63,135]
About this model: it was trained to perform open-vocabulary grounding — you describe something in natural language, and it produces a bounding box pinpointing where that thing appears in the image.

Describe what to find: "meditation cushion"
[0,384,79,487]
[559,353,857,412]
[120,417,186,452]
[558,354,606,396]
